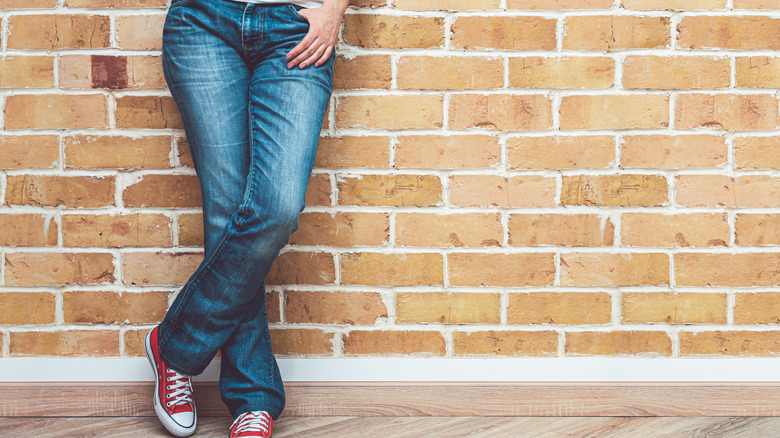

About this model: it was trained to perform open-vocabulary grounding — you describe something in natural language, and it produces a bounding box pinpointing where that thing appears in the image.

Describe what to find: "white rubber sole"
[145,328,197,438]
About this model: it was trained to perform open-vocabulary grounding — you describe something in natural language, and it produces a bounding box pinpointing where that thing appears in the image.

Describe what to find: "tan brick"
[734,0,776,8]
[678,16,780,50]
[285,290,387,325]
[561,174,668,207]
[305,173,332,206]
[178,213,204,247]
[453,330,559,356]
[176,137,193,168]
[122,251,202,286]
[395,135,500,169]
[449,94,553,131]
[507,292,612,325]
[397,56,503,90]
[397,213,502,248]
[621,0,727,9]
[680,331,780,356]
[115,96,183,129]
[736,57,780,88]
[621,134,726,169]
[676,253,780,287]
[735,136,780,169]
[675,94,779,131]
[0,292,56,324]
[266,291,281,323]
[736,214,780,246]
[735,292,780,324]
[676,175,780,208]
[509,56,615,89]
[449,175,556,208]
[566,331,671,356]
[62,214,171,247]
[393,0,500,9]
[5,252,115,286]
[7,15,110,50]
[341,252,443,286]
[63,291,168,324]
[560,95,670,130]
[396,292,500,324]
[563,15,670,50]
[10,330,119,357]
[5,94,108,129]
[0,214,58,247]
[123,174,202,208]
[266,251,336,285]
[508,214,614,247]
[65,0,166,7]
[622,292,727,324]
[623,55,729,89]
[508,0,613,8]
[337,174,441,207]
[6,175,115,208]
[342,15,444,49]
[336,95,443,129]
[270,328,334,355]
[449,253,555,287]
[622,213,729,247]
[350,0,385,6]
[64,135,172,169]
[314,136,390,168]
[123,327,152,357]
[0,135,58,168]
[0,56,54,88]
[334,55,392,89]
[507,135,614,169]
[343,330,446,356]
[451,16,557,50]
[289,212,389,246]
[116,14,165,50]
[60,55,165,90]
[560,252,670,286]
[0,0,57,7]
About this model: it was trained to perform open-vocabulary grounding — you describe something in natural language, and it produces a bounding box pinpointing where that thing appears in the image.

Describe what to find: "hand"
[285,0,348,70]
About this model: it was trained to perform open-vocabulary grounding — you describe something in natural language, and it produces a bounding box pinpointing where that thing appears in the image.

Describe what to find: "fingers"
[286,34,316,68]
[313,45,333,68]
[301,43,328,69]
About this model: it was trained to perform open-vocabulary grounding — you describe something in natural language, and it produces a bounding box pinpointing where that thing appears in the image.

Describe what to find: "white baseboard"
[1,357,779,382]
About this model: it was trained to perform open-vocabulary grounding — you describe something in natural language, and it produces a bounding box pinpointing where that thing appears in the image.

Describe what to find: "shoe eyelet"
[166,402,171,407]
[166,394,171,398]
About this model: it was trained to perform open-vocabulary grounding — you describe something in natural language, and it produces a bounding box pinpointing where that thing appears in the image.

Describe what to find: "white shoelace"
[165,368,193,408]
[231,410,271,435]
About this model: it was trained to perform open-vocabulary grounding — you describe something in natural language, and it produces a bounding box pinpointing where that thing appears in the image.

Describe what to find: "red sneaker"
[144,325,197,437]
[229,410,274,437]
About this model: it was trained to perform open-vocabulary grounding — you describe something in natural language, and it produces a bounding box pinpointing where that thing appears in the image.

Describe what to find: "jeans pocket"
[286,3,309,23]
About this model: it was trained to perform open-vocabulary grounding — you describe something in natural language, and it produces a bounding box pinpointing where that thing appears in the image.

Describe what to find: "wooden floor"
[2,416,779,437]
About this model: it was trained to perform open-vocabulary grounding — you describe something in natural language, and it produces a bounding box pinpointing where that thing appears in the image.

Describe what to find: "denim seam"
[286,3,308,23]
[157,211,238,370]
[248,4,265,51]
[240,3,249,54]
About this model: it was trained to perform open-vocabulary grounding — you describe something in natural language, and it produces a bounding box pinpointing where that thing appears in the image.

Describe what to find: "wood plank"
[0,417,778,438]
[3,382,780,417]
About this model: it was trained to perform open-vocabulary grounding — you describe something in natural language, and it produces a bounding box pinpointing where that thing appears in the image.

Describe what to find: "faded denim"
[156,0,334,421]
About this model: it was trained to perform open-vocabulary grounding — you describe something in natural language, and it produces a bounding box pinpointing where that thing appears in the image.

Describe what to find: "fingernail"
[287,62,294,69]
[299,62,307,69]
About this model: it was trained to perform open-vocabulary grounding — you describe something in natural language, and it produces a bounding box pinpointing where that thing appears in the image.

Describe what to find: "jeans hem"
[234,404,283,421]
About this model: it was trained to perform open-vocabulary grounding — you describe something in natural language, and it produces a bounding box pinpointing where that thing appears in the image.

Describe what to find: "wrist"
[321,0,348,15]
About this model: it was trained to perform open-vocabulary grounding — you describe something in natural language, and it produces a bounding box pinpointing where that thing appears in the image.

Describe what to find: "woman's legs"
[159,0,335,421]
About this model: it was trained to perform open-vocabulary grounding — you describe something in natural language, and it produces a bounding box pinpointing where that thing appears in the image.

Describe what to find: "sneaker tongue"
[171,401,193,414]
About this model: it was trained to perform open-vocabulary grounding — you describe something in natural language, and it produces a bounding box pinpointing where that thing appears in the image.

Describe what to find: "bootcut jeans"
[156,0,335,421]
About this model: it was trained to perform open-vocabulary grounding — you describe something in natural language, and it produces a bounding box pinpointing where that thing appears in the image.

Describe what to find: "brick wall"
[1,0,779,360]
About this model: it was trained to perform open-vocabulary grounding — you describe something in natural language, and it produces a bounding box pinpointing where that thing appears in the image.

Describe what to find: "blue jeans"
[156,0,335,421]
